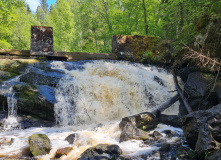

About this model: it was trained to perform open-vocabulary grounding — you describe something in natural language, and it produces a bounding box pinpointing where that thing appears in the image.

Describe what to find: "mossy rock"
[0,59,38,80]
[29,134,51,156]
[14,84,55,121]
[194,16,210,32]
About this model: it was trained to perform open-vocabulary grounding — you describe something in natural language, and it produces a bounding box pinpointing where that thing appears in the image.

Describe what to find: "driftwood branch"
[152,93,180,115]
[171,69,193,113]
[183,43,221,69]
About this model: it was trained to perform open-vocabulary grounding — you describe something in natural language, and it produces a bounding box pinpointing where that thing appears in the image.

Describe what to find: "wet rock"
[0,95,7,111]
[15,84,55,121]
[120,121,149,142]
[176,66,197,83]
[161,130,178,138]
[195,124,219,155]
[119,112,158,142]
[182,72,215,112]
[154,76,165,86]
[160,143,170,152]
[173,146,195,160]
[206,149,221,160]
[65,133,76,144]
[157,114,182,128]
[19,71,62,87]
[182,104,221,149]
[215,82,221,103]
[120,112,158,131]
[55,147,73,158]
[152,131,163,138]
[78,144,122,160]
[29,134,51,156]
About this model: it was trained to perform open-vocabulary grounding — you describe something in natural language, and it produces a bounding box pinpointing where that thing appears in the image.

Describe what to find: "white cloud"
[25,0,40,12]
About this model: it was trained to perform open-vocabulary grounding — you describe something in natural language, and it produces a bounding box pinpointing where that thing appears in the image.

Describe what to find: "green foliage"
[144,51,153,58]
[0,0,220,54]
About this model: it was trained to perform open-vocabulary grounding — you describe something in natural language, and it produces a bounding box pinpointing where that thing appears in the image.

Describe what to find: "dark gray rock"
[119,121,149,142]
[78,144,122,160]
[29,134,51,156]
[215,82,221,103]
[176,66,197,83]
[15,84,55,121]
[120,112,158,131]
[159,143,170,152]
[180,72,215,115]
[182,104,221,149]
[152,131,163,138]
[206,149,221,160]
[19,71,62,87]
[184,72,213,97]
[173,146,195,160]
[154,76,165,86]
[195,124,219,155]
[119,112,158,142]
[157,114,182,128]
[65,133,76,144]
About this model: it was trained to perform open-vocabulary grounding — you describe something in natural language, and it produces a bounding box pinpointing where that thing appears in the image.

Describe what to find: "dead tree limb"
[171,69,193,113]
[183,43,221,69]
[152,93,180,115]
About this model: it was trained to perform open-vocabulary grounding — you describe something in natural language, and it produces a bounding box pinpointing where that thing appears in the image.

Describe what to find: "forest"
[0,0,221,53]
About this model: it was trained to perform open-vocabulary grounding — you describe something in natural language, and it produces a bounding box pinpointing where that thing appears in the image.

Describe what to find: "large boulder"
[14,84,55,121]
[29,134,51,156]
[182,104,221,149]
[195,124,219,155]
[112,35,159,62]
[19,71,62,87]
[78,144,122,160]
[119,112,158,142]
[215,82,221,103]
[206,149,221,160]
[120,112,158,131]
[194,18,221,60]
[180,72,215,115]
[156,114,182,128]
[119,121,149,142]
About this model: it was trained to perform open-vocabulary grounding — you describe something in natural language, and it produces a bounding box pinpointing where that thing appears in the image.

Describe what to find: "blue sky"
[25,0,56,12]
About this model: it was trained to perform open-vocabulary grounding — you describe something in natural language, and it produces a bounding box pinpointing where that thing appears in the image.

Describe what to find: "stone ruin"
[31,26,54,56]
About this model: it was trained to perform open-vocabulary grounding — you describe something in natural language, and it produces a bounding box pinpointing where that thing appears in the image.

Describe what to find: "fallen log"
[151,93,180,115]
[171,69,193,113]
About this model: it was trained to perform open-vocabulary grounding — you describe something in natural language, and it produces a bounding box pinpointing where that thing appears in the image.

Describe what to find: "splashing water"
[3,93,20,130]
[53,61,178,126]
[0,60,182,159]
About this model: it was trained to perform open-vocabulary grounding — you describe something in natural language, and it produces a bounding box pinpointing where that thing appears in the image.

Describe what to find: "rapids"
[0,60,181,159]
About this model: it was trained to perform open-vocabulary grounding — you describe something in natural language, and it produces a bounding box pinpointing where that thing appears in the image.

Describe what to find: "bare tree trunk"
[103,0,112,33]
[152,94,180,115]
[142,0,148,35]
[171,69,193,113]
[194,0,197,25]
[94,20,98,52]
[180,2,184,33]
[176,21,179,38]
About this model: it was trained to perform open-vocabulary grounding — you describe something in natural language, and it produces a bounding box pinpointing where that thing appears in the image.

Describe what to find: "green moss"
[29,134,51,156]
[194,16,210,32]
[19,84,38,103]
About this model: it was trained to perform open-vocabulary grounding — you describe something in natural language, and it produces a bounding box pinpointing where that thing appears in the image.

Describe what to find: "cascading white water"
[0,60,182,160]
[53,61,178,126]
[3,93,20,129]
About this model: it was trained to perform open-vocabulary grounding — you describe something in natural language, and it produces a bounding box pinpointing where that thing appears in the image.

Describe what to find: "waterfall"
[3,93,20,129]
[0,77,21,129]
[53,61,178,126]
